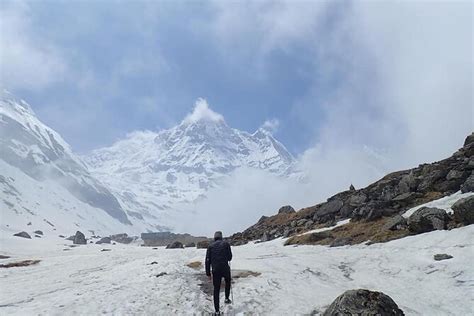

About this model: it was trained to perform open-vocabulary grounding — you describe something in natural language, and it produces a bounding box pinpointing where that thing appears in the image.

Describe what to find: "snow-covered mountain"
[1,95,297,234]
[0,91,162,235]
[84,99,297,229]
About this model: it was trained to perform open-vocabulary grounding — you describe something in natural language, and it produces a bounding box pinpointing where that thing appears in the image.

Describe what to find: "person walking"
[205,231,232,315]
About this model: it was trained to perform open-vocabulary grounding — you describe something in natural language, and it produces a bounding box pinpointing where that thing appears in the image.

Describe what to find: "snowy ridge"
[84,105,298,228]
[0,93,165,235]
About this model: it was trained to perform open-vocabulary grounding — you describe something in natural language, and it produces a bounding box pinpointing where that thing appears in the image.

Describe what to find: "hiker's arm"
[205,246,211,277]
[227,243,232,262]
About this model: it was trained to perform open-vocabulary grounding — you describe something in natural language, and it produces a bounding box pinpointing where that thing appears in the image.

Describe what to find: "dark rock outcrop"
[384,215,407,231]
[452,195,474,225]
[166,241,184,249]
[185,242,196,248]
[408,207,448,234]
[460,174,474,193]
[229,133,473,245]
[197,240,210,249]
[322,289,404,316]
[278,205,295,214]
[141,232,207,247]
[13,231,31,239]
[73,231,87,245]
[110,233,134,244]
[96,237,112,244]
[34,230,43,235]
[434,254,453,261]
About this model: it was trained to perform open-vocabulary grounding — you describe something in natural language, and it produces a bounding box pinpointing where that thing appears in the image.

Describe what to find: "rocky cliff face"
[230,133,474,245]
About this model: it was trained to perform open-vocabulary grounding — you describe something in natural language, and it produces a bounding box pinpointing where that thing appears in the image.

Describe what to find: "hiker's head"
[214,231,223,241]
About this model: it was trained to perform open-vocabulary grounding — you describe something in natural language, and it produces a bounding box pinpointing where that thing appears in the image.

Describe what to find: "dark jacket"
[205,239,232,276]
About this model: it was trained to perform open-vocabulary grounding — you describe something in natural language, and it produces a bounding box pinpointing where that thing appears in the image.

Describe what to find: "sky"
[1,0,473,233]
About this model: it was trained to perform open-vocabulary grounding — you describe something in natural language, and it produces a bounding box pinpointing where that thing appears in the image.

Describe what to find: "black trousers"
[212,264,231,312]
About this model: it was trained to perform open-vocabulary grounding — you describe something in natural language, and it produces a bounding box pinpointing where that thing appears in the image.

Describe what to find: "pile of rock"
[229,133,474,245]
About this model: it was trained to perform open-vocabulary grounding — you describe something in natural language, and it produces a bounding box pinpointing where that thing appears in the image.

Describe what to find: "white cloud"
[0,2,67,90]
[178,1,473,235]
[261,118,280,134]
[183,98,224,124]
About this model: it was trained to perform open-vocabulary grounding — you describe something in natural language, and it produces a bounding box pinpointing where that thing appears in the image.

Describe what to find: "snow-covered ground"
[403,191,474,218]
[0,225,473,316]
[1,192,473,315]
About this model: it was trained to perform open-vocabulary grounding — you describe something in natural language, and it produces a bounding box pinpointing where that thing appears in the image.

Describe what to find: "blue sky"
[1,0,472,167]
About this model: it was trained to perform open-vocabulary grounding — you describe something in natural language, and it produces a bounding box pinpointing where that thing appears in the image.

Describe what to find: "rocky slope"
[230,133,474,245]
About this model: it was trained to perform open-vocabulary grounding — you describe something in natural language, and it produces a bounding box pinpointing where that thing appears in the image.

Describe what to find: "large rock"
[13,231,31,239]
[34,230,43,236]
[460,174,474,193]
[323,289,404,316]
[73,231,87,245]
[197,240,210,249]
[408,207,448,234]
[313,199,344,222]
[278,205,295,214]
[96,237,112,244]
[111,233,134,244]
[384,215,407,231]
[166,241,184,249]
[452,196,474,225]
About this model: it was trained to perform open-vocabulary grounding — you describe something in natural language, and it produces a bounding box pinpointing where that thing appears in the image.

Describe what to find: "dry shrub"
[285,218,409,246]
[187,261,203,269]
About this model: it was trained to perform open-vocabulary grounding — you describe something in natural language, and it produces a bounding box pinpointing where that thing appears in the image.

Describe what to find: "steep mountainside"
[230,133,474,245]
[84,106,297,227]
[0,91,162,235]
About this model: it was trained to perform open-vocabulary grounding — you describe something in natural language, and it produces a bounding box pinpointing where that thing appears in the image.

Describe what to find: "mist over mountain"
[1,93,300,235]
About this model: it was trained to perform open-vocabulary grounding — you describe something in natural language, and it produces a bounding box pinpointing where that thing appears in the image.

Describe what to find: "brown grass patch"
[0,260,41,268]
[187,261,203,269]
[285,218,409,246]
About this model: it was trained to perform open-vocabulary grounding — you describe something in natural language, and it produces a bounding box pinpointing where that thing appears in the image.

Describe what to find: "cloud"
[261,118,280,134]
[183,98,225,124]
[0,2,67,90]
[177,1,473,235]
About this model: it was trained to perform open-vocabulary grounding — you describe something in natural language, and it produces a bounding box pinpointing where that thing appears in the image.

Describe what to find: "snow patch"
[403,191,474,218]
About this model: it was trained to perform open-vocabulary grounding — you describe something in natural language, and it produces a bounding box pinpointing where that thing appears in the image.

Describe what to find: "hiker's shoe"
[225,298,232,304]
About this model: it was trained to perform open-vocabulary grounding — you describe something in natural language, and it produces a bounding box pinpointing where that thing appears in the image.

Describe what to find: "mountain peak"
[182,98,225,125]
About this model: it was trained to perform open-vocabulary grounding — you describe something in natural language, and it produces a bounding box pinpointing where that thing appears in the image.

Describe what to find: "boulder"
[408,207,448,234]
[348,194,367,206]
[304,220,314,229]
[384,215,407,231]
[34,230,43,235]
[464,133,474,147]
[446,169,464,181]
[110,233,134,244]
[166,241,184,249]
[185,242,196,248]
[297,219,307,227]
[96,237,112,244]
[278,205,295,214]
[313,199,343,222]
[283,228,291,238]
[73,231,87,245]
[349,184,355,191]
[434,254,453,261]
[13,231,31,239]
[197,240,210,249]
[323,289,404,316]
[452,196,474,225]
[460,174,474,193]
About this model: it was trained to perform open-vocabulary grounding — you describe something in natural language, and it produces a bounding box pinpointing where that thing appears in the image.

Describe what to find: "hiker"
[205,231,233,314]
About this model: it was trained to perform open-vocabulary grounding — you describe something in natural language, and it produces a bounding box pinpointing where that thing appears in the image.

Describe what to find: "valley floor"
[0,225,473,316]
